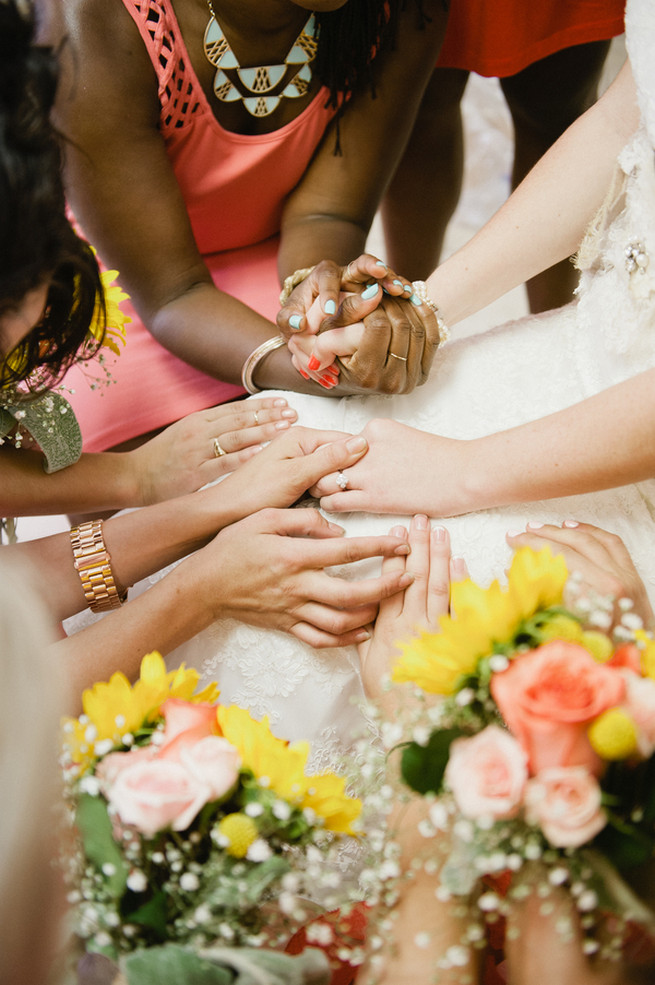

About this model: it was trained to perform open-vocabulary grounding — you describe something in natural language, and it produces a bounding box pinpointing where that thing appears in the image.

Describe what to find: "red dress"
[437,0,626,77]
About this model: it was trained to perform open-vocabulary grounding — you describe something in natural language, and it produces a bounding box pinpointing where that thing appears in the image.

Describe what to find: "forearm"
[50,558,214,708]
[0,446,141,516]
[4,483,231,621]
[455,369,655,514]
[427,61,639,325]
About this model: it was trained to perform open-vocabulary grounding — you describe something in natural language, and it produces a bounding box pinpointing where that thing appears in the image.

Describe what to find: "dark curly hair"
[0,0,104,395]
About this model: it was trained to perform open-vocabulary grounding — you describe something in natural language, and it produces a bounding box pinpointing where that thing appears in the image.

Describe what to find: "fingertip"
[327,521,345,534]
[288,314,303,331]
[324,299,336,315]
[345,435,368,455]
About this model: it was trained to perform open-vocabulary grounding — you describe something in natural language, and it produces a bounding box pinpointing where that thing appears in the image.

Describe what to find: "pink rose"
[178,736,240,801]
[490,641,625,775]
[620,670,655,757]
[158,698,218,761]
[106,759,212,836]
[609,643,643,674]
[445,725,528,820]
[524,766,606,848]
[95,745,157,793]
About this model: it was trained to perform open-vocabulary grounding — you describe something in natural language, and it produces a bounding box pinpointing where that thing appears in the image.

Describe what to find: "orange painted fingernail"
[308,355,321,371]
[299,369,310,379]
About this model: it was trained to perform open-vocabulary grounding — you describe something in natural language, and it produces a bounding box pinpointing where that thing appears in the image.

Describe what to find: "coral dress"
[437,0,626,77]
[61,0,335,452]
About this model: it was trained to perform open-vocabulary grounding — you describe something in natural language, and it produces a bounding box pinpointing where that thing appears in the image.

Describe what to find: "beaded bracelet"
[411,280,450,343]
[241,335,287,395]
[279,265,316,306]
[70,519,127,613]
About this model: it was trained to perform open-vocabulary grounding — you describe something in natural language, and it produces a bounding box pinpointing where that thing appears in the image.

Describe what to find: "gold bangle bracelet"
[70,519,127,613]
[279,265,316,306]
[241,335,287,395]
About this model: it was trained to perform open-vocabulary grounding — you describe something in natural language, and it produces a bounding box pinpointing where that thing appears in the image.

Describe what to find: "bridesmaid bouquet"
[370,547,655,972]
[61,653,361,981]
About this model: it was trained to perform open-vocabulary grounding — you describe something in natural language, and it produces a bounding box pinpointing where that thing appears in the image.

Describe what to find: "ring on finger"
[345,261,356,281]
[388,351,408,363]
[336,470,349,491]
[213,437,227,458]
[253,409,259,425]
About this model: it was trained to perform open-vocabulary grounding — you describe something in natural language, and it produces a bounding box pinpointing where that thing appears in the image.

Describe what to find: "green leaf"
[122,891,168,939]
[75,794,128,896]
[400,728,463,795]
[123,945,232,985]
[594,814,655,871]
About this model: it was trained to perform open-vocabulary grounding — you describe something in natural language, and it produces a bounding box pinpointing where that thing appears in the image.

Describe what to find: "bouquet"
[370,546,655,974]
[60,652,362,981]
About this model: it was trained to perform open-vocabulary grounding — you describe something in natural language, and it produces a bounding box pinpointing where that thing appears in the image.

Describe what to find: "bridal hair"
[0,555,65,985]
[0,0,103,393]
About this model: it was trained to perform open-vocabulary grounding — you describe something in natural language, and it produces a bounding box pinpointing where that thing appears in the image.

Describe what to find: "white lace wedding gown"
[69,0,655,771]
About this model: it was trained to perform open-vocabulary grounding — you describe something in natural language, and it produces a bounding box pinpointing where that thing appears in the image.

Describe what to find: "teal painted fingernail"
[410,293,422,306]
[393,279,403,287]
[289,314,302,330]
[403,283,412,293]
[324,299,336,315]
[375,259,387,268]
[361,283,379,300]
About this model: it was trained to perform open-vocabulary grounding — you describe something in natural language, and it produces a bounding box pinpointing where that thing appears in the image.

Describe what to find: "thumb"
[309,325,363,372]
[298,434,368,487]
[269,506,345,540]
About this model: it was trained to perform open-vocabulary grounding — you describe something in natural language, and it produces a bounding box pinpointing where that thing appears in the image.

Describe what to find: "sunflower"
[216,705,360,833]
[62,652,219,772]
[87,264,131,355]
[392,546,568,695]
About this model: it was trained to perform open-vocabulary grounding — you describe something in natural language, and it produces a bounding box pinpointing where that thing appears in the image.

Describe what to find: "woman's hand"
[128,398,298,505]
[279,256,439,394]
[311,418,472,518]
[216,423,376,521]
[359,517,467,701]
[188,507,414,649]
[506,521,655,628]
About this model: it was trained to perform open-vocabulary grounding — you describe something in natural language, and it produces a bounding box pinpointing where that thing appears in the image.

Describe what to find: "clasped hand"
[277,254,441,395]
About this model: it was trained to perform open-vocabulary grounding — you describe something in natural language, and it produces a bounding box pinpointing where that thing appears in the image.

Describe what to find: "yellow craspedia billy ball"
[580,630,615,664]
[217,813,259,858]
[588,708,638,760]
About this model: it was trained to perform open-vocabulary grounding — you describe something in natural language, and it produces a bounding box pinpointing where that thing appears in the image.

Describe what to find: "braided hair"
[314,0,430,109]
[0,0,103,394]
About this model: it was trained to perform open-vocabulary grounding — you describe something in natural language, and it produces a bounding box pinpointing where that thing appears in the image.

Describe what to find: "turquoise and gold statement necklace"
[204,5,318,118]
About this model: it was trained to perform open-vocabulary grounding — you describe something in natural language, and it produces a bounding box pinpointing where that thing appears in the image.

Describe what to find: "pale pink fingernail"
[414,514,429,530]
[391,525,407,538]
[394,544,411,555]
[433,525,446,541]
[274,399,288,406]
[527,521,544,529]
[506,530,523,538]
[355,630,371,642]
[275,420,291,429]
[281,409,296,418]
[563,520,580,528]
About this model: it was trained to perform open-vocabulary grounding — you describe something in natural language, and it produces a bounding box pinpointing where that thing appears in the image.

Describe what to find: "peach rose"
[158,698,218,761]
[107,759,212,836]
[490,641,625,775]
[620,670,655,757]
[445,725,528,820]
[178,736,240,801]
[524,766,606,848]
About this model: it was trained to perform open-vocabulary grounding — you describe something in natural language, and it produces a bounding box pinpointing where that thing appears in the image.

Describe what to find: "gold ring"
[345,261,356,281]
[213,438,227,458]
[388,352,408,362]
[253,410,259,425]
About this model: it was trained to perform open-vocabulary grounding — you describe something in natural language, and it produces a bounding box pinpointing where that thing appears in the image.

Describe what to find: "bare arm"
[313,368,655,517]
[427,60,640,326]
[49,0,446,396]
[0,398,296,516]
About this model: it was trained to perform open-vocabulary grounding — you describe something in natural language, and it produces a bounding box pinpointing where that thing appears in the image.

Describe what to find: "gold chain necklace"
[203,4,318,118]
